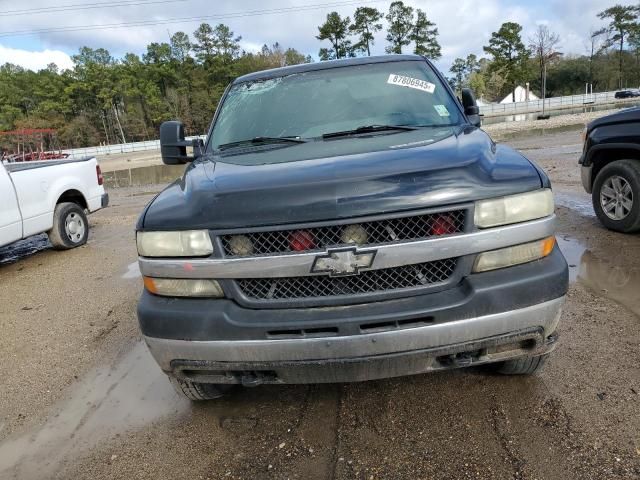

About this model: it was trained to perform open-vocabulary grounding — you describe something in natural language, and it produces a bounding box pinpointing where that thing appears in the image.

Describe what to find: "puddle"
[492,124,586,140]
[554,192,595,217]
[121,261,141,279]
[556,235,586,282]
[0,234,51,265]
[577,250,640,318]
[103,164,187,188]
[0,342,189,479]
[557,235,640,317]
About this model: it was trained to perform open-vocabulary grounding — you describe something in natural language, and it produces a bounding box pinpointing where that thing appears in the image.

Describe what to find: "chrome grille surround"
[221,210,466,257]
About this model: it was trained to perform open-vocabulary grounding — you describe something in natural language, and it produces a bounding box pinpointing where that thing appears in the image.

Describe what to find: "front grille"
[221,210,466,257]
[236,258,457,300]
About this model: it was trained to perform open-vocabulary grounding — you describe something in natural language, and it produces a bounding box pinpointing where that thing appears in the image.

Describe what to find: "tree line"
[449,4,640,102]
[318,2,640,103]
[316,2,441,60]
[2,2,640,150]
[0,26,310,150]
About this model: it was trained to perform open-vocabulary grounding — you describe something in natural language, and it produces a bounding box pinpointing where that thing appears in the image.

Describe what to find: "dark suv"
[136,55,568,400]
[580,107,640,232]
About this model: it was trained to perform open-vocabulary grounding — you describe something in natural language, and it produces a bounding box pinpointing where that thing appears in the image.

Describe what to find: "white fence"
[479,90,626,117]
[63,135,206,159]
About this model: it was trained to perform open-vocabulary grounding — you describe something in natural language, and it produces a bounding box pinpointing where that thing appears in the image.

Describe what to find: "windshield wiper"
[322,124,417,139]
[217,136,306,151]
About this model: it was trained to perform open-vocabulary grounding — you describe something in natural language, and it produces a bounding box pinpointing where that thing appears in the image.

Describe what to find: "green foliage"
[598,4,640,88]
[483,22,531,101]
[316,12,354,59]
[449,54,480,93]
[411,9,441,59]
[0,23,308,148]
[350,7,384,56]
[385,1,414,54]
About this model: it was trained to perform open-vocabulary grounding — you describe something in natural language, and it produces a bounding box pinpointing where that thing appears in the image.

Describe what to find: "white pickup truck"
[0,157,108,250]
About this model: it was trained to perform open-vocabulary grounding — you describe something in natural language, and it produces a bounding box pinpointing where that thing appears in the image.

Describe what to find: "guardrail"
[63,135,206,159]
[479,91,626,117]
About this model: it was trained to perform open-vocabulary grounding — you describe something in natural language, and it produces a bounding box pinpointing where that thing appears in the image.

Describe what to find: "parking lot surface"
[0,126,638,479]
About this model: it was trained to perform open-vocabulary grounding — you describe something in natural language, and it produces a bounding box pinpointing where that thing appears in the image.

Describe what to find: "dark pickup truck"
[136,55,568,400]
[580,107,640,232]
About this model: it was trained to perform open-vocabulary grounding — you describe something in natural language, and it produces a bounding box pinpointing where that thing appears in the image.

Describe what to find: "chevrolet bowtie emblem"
[311,247,377,276]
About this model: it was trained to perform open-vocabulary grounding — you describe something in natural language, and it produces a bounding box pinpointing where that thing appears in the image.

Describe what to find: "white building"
[500,86,539,104]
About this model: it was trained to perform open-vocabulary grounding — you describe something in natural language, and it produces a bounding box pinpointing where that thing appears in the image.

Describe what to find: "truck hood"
[140,127,542,230]
[588,106,640,131]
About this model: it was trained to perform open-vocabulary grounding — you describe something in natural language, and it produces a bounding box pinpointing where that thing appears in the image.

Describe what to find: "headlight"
[473,236,556,273]
[474,189,554,228]
[137,230,213,257]
[143,277,224,297]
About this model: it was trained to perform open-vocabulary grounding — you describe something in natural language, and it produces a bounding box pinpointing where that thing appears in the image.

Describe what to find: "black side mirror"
[461,88,481,128]
[160,121,198,165]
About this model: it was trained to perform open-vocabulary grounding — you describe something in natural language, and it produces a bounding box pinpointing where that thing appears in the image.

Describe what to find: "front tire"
[48,202,89,250]
[492,354,548,375]
[169,377,233,401]
[592,160,640,233]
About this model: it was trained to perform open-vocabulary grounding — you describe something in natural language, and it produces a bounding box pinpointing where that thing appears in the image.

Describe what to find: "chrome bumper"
[144,296,564,382]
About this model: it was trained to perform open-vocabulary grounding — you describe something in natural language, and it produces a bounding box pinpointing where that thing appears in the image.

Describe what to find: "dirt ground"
[0,126,639,480]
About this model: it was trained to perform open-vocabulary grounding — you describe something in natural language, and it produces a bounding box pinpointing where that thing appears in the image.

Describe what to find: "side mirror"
[160,121,197,165]
[461,88,481,128]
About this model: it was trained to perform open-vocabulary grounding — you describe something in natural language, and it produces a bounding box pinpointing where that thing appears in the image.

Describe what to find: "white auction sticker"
[387,74,436,94]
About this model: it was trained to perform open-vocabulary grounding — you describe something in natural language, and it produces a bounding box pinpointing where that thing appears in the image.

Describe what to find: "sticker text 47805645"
[387,74,436,94]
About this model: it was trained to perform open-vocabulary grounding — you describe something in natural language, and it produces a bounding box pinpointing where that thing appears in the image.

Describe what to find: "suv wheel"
[592,160,640,233]
[48,202,89,250]
[169,377,234,401]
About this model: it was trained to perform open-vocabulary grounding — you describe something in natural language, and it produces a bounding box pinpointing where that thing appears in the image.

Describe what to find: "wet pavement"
[0,342,187,479]
[0,127,639,479]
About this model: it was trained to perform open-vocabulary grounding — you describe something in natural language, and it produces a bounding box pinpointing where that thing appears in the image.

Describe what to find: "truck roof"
[233,54,426,84]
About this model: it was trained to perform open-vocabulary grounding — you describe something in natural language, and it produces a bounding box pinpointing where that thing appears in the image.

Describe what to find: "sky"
[0,0,621,74]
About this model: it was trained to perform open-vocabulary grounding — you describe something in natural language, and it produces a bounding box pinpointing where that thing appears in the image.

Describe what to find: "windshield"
[208,60,463,151]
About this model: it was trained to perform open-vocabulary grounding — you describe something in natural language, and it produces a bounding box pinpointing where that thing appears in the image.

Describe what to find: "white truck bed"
[0,157,107,249]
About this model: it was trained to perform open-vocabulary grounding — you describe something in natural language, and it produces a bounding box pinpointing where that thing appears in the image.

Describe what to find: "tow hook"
[451,353,473,367]
[240,372,266,387]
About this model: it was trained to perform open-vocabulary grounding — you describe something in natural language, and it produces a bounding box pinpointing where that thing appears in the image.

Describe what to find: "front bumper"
[140,246,568,384]
[144,298,563,384]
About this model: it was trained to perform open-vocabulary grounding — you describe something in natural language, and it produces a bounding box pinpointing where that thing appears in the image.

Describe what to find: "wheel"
[492,354,548,375]
[48,202,89,250]
[592,160,640,233]
[169,377,234,401]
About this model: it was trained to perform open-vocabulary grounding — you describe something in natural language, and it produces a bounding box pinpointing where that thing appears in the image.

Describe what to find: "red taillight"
[96,165,104,186]
[431,214,457,236]
[289,230,315,251]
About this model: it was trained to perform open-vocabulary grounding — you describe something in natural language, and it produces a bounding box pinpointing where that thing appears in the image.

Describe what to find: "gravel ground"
[0,127,638,480]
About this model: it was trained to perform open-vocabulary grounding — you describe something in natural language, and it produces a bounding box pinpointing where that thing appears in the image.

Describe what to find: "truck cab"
[136,55,568,400]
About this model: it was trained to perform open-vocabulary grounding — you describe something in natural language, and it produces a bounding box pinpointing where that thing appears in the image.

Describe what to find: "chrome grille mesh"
[221,210,466,257]
[236,259,457,300]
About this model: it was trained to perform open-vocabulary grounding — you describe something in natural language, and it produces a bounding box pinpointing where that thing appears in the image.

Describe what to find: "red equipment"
[0,129,68,162]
